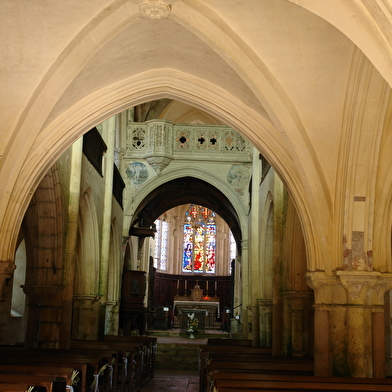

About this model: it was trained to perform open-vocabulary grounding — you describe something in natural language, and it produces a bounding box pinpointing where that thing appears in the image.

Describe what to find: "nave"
[4,0,392,382]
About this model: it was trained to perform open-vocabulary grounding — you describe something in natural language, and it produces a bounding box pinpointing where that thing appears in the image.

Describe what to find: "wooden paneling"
[153,273,232,315]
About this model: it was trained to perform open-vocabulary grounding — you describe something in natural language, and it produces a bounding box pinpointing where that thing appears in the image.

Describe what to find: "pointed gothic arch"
[130,176,242,253]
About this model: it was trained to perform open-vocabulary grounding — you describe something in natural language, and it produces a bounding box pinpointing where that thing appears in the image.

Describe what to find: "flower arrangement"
[187,313,199,338]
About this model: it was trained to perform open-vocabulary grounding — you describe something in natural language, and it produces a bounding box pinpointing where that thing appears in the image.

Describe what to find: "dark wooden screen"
[153,273,232,314]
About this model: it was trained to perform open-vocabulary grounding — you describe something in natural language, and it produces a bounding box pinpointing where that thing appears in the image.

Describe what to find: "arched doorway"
[123,174,243,336]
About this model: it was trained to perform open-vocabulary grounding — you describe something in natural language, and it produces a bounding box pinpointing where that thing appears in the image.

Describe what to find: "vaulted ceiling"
[2,0,392,270]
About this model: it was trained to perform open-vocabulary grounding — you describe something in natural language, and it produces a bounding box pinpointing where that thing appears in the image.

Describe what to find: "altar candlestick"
[177,280,179,290]
[185,280,187,291]
[215,281,217,291]
[206,281,208,291]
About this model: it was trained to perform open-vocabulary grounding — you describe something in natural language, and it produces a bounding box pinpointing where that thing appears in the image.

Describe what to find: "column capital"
[306,271,346,305]
[307,271,392,306]
[337,271,392,305]
[22,284,64,303]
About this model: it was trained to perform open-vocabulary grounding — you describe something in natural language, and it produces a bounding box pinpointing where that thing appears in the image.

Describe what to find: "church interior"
[2,0,392,390]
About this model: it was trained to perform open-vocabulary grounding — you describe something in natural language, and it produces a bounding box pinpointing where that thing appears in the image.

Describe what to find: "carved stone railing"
[125,120,252,172]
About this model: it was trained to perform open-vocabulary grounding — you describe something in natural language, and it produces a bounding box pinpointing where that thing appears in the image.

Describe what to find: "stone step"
[155,343,201,370]
[148,328,233,339]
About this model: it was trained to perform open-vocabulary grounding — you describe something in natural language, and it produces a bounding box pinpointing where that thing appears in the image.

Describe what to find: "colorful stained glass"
[230,231,236,274]
[205,222,216,273]
[160,220,168,270]
[182,205,216,274]
[154,218,168,271]
[153,219,161,269]
[183,222,193,271]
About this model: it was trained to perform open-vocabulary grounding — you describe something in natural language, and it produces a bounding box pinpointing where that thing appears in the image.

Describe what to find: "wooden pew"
[0,374,66,392]
[0,347,104,392]
[210,371,392,386]
[206,355,392,392]
[199,344,312,392]
[206,359,313,374]
[201,338,392,392]
[211,377,392,391]
[70,338,154,392]
[0,366,73,386]
[69,342,131,392]
[103,335,157,384]
[0,382,51,392]
[103,335,157,382]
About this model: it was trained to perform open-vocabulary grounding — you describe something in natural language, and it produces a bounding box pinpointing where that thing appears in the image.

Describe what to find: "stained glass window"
[154,217,168,271]
[182,205,216,274]
[230,231,236,274]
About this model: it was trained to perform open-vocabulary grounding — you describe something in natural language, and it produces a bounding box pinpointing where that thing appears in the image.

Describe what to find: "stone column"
[0,261,15,303]
[282,291,314,356]
[258,299,272,347]
[384,291,392,376]
[99,116,116,298]
[22,285,64,348]
[241,239,250,339]
[307,271,392,377]
[105,301,120,335]
[60,136,83,348]
[251,304,260,347]
[71,295,103,340]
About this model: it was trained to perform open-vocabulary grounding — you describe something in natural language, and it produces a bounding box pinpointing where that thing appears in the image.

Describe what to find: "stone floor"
[139,331,232,391]
[140,368,199,391]
[140,335,203,391]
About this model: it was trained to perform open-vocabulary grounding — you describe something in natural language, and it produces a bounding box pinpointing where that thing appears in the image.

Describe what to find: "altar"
[174,300,220,317]
[174,300,220,331]
[173,281,221,330]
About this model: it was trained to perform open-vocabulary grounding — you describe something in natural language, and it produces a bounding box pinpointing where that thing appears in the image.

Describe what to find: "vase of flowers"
[187,312,199,338]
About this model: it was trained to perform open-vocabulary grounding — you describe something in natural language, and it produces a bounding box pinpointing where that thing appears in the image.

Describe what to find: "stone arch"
[130,176,243,253]
[125,166,248,247]
[17,164,64,347]
[0,3,336,276]
[22,164,64,287]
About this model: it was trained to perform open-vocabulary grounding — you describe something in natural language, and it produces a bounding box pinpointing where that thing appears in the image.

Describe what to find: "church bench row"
[74,336,157,389]
[207,363,392,392]
[71,336,157,388]
[198,341,313,392]
[201,339,392,392]
[209,372,392,386]
[0,374,67,392]
[103,335,157,384]
[211,377,392,391]
[0,336,156,392]
[0,365,73,389]
[0,347,93,392]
